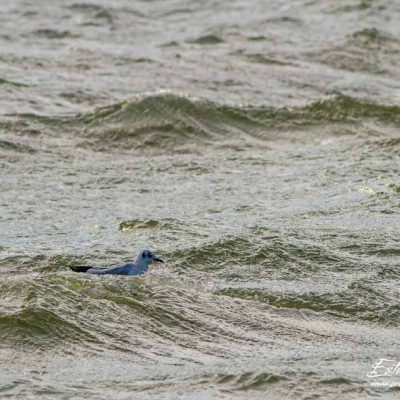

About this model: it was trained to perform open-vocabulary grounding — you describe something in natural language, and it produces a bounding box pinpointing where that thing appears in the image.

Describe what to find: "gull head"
[139,250,164,264]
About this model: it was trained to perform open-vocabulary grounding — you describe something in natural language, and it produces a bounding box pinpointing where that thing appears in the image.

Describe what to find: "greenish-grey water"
[1,1,400,399]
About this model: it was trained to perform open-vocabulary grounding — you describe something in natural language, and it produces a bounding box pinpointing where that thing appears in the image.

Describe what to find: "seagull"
[69,250,164,276]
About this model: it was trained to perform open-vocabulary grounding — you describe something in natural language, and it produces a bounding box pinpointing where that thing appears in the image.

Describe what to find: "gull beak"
[154,257,164,263]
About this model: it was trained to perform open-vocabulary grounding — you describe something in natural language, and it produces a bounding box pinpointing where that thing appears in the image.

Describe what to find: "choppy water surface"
[1,0,400,398]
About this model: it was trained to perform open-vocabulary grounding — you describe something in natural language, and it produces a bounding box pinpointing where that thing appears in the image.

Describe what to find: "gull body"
[70,250,163,276]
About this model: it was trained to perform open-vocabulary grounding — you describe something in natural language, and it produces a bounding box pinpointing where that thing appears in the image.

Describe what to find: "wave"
[173,232,360,274]
[349,28,399,48]
[307,27,400,74]
[7,93,400,152]
[0,306,88,347]
[0,139,36,154]
[0,78,29,88]
[118,218,205,242]
[364,137,400,155]
[33,29,76,39]
[210,371,286,390]
[171,234,400,325]
[71,93,265,151]
[119,218,176,232]
[0,272,272,357]
[186,34,225,45]
[78,93,400,150]
[215,285,400,324]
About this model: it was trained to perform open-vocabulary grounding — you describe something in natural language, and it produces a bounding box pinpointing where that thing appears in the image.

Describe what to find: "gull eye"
[142,251,146,258]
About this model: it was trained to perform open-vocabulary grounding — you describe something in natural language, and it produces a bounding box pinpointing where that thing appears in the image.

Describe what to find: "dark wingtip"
[70,266,93,273]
